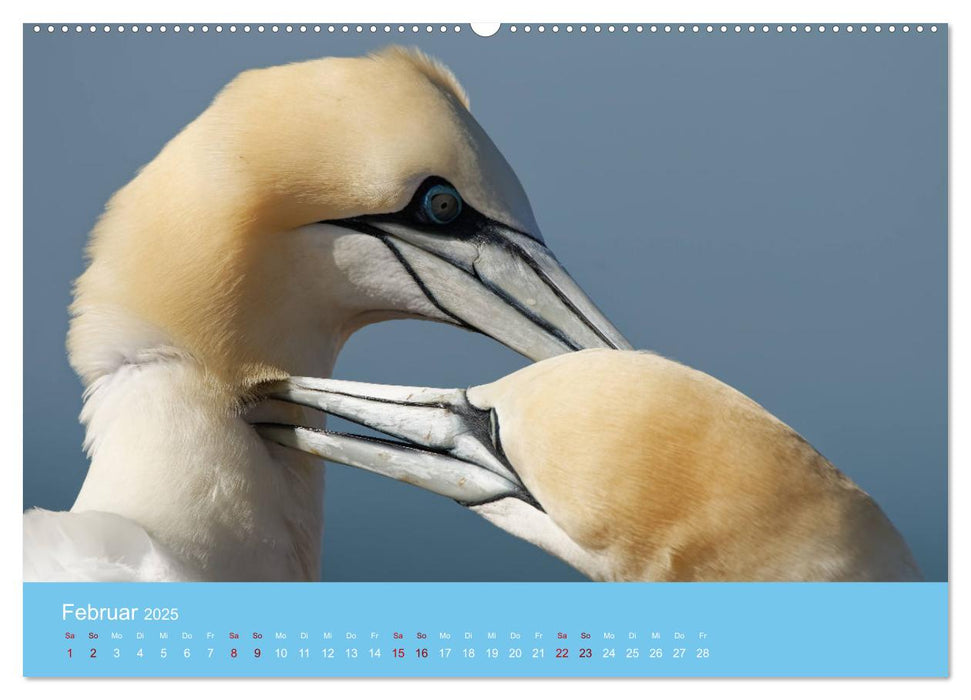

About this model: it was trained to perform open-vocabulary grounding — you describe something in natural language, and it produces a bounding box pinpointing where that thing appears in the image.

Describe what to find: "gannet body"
[24,49,629,581]
[261,349,922,582]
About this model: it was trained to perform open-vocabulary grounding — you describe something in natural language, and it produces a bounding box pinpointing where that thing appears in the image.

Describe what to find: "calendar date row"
[68,646,712,661]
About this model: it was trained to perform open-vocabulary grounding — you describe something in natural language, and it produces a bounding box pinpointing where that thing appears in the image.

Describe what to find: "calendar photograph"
[22,21,948,677]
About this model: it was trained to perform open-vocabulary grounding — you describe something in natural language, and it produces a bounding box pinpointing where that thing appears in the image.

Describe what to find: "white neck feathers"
[69,311,329,581]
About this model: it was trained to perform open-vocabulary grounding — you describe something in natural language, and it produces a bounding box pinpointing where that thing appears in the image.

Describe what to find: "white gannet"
[23,48,630,582]
[258,349,922,582]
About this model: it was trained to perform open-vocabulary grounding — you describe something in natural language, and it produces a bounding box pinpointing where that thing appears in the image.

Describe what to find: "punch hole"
[470,22,502,37]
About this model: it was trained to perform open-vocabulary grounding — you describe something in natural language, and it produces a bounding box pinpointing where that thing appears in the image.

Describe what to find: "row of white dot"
[510,24,938,34]
[31,25,464,34]
[32,24,940,35]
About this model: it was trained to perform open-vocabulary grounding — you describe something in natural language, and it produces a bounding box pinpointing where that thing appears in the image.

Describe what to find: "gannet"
[23,48,630,582]
[258,349,922,582]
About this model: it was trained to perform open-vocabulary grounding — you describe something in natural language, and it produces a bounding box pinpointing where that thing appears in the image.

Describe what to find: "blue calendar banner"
[24,582,947,677]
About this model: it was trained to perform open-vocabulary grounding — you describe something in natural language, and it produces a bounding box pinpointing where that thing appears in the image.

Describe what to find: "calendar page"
[22,21,948,678]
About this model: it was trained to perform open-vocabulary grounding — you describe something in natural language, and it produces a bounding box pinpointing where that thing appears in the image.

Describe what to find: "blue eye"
[422,184,462,224]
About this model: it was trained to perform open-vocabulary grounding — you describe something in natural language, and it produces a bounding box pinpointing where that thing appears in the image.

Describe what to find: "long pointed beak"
[350,218,632,361]
[257,376,533,507]
[258,424,519,505]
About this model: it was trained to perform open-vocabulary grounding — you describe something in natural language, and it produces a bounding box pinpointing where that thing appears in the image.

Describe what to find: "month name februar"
[62,603,139,621]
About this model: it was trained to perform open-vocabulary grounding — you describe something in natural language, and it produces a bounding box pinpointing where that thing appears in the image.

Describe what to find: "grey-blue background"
[24,25,947,581]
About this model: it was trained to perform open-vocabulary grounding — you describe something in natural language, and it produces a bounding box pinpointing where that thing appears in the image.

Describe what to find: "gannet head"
[69,47,629,392]
[258,350,924,582]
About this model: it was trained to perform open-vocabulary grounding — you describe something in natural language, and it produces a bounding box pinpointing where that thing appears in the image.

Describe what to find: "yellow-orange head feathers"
[468,350,922,581]
[69,48,627,395]
[69,48,538,391]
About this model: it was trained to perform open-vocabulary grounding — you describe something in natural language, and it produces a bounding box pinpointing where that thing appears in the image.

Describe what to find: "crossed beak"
[257,377,531,507]
[263,200,633,503]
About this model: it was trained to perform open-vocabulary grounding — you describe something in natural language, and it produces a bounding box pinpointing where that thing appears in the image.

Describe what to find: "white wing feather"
[24,508,191,582]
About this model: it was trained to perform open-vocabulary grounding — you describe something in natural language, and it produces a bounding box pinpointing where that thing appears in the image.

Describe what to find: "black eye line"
[382,176,464,229]
[319,175,542,244]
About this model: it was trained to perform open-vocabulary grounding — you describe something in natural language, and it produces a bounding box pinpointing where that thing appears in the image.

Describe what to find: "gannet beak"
[255,376,536,507]
[333,198,632,361]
